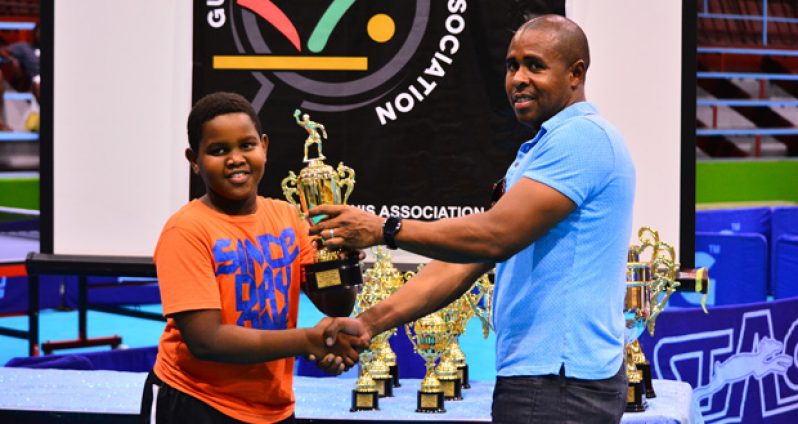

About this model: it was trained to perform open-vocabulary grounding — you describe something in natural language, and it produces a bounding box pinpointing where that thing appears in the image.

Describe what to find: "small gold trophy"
[350,348,380,412]
[282,109,362,293]
[458,273,492,388]
[405,312,449,413]
[365,247,406,388]
[436,303,463,401]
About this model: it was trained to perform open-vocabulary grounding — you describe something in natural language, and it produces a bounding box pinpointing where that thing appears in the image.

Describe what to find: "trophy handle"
[337,162,355,204]
[465,276,493,338]
[404,322,419,353]
[281,171,301,216]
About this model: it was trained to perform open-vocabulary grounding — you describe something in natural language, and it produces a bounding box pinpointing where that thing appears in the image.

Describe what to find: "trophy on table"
[444,273,491,390]
[405,311,450,413]
[435,302,463,401]
[352,266,393,399]
[282,109,362,292]
[624,226,709,412]
[364,247,405,388]
[350,348,380,412]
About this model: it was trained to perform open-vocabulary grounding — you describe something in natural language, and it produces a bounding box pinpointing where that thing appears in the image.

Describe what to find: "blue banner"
[640,297,798,423]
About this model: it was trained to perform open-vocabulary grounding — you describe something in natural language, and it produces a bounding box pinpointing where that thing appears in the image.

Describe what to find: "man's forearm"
[358,261,492,336]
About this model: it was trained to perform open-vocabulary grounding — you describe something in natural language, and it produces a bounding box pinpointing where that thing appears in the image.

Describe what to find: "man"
[312,15,635,423]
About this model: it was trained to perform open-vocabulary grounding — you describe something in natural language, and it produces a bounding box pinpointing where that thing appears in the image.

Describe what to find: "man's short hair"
[187,92,263,151]
[518,14,590,71]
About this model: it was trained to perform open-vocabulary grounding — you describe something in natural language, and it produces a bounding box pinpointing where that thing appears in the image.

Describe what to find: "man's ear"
[185,148,200,174]
[569,59,586,88]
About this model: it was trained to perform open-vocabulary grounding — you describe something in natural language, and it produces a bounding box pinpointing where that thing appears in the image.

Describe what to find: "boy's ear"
[185,148,200,174]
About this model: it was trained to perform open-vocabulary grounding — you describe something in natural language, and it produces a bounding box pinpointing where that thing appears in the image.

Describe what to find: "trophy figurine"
[405,312,449,413]
[350,348,380,412]
[282,109,362,292]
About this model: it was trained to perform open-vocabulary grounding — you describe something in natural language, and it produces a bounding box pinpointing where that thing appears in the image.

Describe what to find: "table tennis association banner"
[192,1,565,218]
[640,297,798,423]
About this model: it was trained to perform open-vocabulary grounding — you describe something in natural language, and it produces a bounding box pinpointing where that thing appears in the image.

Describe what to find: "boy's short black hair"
[187,92,263,151]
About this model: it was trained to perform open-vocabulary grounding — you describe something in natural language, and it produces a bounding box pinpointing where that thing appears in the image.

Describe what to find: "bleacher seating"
[696,0,798,158]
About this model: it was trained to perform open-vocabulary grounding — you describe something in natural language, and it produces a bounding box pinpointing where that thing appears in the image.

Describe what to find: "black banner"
[192,1,563,220]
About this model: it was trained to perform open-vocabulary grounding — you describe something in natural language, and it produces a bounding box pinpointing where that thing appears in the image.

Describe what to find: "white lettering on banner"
[652,309,798,423]
[207,0,226,28]
[353,204,484,220]
[375,2,467,126]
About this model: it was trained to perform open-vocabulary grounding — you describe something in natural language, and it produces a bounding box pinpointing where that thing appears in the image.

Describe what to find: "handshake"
[305,316,373,374]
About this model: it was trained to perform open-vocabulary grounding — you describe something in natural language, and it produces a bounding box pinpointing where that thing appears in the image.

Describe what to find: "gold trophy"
[350,348,380,412]
[436,303,463,400]
[405,312,449,413]
[364,247,405,388]
[281,109,362,293]
[624,226,709,412]
[457,272,492,388]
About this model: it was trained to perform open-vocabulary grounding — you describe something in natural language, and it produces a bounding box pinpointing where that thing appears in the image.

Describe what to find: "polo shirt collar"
[518,101,597,154]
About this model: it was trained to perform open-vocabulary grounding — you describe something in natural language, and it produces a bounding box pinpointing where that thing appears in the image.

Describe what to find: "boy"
[140,92,363,423]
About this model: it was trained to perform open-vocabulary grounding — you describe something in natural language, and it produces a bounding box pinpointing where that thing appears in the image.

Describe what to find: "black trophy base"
[351,389,379,412]
[304,255,362,292]
[374,376,394,398]
[441,378,463,401]
[390,364,401,387]
[416,391,446,413]
[639,362,656,398]
[625,381,647,413]
[458,364,470,389]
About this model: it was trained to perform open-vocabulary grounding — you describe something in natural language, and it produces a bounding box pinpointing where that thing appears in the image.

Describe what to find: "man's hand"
[308,205,384,250]
[322,317,372,349]
[307,317,368,374]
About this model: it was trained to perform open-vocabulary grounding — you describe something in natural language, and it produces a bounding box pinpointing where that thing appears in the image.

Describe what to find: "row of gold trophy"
[350,248,494,413]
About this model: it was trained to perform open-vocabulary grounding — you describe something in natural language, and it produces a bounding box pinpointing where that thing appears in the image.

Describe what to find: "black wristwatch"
[382,215,403,250]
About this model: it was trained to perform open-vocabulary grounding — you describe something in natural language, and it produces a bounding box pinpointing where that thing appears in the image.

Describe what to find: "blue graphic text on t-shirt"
[212,228,299,330]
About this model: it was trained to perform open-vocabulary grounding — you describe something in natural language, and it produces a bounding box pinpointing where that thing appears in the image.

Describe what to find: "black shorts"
[139,370,296,424]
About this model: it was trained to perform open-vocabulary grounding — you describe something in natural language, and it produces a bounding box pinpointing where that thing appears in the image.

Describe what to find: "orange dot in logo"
[367,14,395,43]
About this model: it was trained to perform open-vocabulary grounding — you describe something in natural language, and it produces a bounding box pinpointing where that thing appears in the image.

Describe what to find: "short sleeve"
[522,118,615,206]
[154,227,221,316]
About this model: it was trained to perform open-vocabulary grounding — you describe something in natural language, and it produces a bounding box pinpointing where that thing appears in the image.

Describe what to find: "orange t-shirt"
[152,197,314,423]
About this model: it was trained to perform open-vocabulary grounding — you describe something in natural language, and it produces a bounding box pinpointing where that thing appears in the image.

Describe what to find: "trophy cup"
[351,258,394,399]
[364,247,405,388]
[405,312,449,413]
[282,109,362,292]
[624,226,681,412]
[436,303,463,401]
[350,348,380,412]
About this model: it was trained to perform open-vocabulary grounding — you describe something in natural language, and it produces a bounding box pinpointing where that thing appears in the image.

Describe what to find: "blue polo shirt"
[493,101,635,379]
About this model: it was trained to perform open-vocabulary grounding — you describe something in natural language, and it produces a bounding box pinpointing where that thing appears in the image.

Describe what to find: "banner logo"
[205,0,468,124]
[653,309,798,423]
